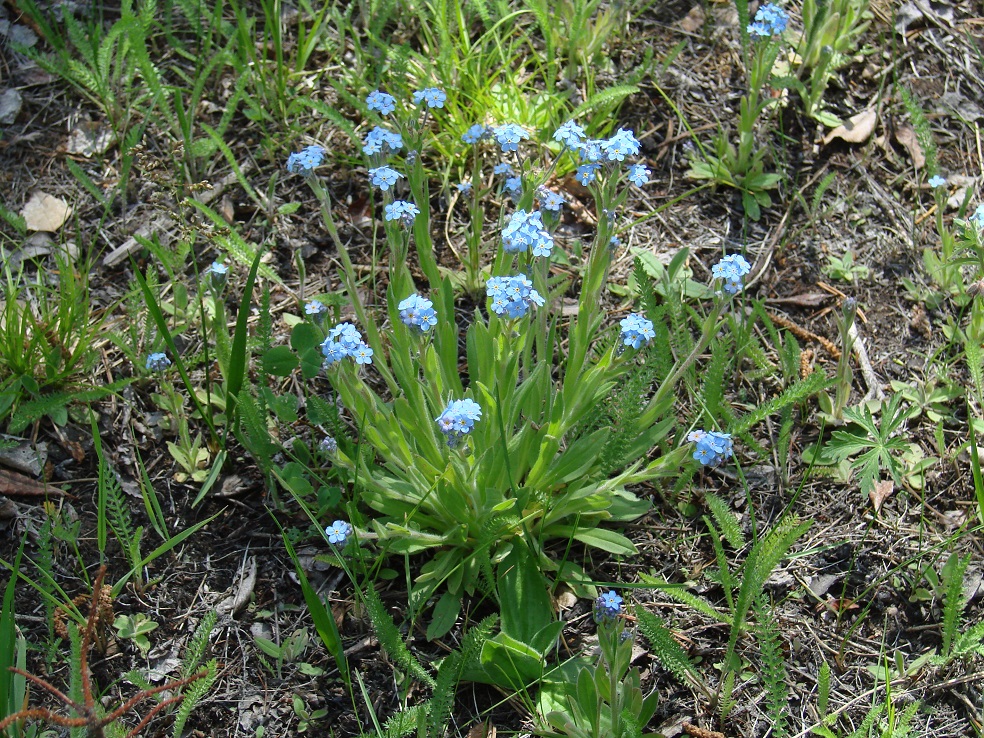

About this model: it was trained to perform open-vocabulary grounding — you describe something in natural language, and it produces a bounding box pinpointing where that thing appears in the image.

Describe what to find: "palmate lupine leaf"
[823,393,914,495]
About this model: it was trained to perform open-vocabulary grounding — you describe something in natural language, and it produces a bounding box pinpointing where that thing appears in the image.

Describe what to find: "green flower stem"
[608,631,622,738]
[307,177,399,396]
[408,157,441,287]
[638,296,730,428]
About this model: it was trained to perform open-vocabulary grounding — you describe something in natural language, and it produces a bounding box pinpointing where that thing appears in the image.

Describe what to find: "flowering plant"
[280,105,714,632]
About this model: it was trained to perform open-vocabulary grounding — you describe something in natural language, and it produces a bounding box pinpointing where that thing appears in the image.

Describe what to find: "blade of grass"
[225,247,264,435]
[969,402,984,527]
[0,544,24,733]
[131,261,219,443]
[192,449,228,508]
[277,519,352,690]
[132,440,170,541]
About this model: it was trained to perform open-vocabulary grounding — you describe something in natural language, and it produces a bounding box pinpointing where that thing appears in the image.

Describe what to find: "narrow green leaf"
[226,248,264,425]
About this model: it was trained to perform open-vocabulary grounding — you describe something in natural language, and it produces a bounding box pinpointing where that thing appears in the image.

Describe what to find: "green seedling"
[292,696,328,734]
[824,250,869,284]
[113,614,159,658]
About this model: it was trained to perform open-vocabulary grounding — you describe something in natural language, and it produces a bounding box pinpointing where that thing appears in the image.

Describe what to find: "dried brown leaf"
[21,191,72,233]
[869,479,894,512]
[894,124,925,169]
[823,109,878,145]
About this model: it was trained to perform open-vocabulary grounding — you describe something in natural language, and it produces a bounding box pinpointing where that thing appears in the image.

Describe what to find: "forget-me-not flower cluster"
[398,293,438,332]
[486,275,545,319]
[462,124,487,144]
[435,398,482,447]
[413,88,447,108]
[363,126,403,156]
[601,129,641,162]
[366,90,396,115]
[502,209,554,257]
[146,352,171,372]
[320,435,338,454]
[384,200,420,226]
[712,254,752,294]
[286,145,326,176]
[553,120,587,149]
[688,430,734,467]
[493,162,514,176]
[551,120,648,190]
[619,313,655,349]
[929,175,946,189]
[492,123,529,153]
[747,3,788,37]
[322,322,373,366]
[594,591,623,623]
[368,166,403,191]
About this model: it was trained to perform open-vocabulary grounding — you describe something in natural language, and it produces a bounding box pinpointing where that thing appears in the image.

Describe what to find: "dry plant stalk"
[0,566,208,738]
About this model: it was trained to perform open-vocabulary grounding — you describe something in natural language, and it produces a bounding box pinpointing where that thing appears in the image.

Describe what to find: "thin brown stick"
[124,694,186,738]
[10,667,80,708]
[79,566,108,709]
[105,669,209,722]
[0,708,88,730]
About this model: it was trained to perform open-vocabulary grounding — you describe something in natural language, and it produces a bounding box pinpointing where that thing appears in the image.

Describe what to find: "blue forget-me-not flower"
[601,129,641,162]
[539,190,565,212]
[688,429,734,467]
[286,145,325,176]
[747,3,788,37]
[384,200,420,226]
[929,175,947,189]
[712,254,752,294]
[594,591,623,623]
[398,293,438,332]
[504,176,523,195]
[322,323,372,366]
[502,209,554,257]
[462,124,487,144]
[325,520,352,545]
[206,261,228,292]
[486,274,545,318]
[368,166,403,191]
[972,204,984,229]
[363,126,403,156]
[619,313,655,349]
[146,352,171,372]
[576,163,600,186]
[553,120,586,149]
[492,123,529,153]
[366,90,396,115]
[435,398,482,447]
[413,88,447,108]
[627,164,650,187]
